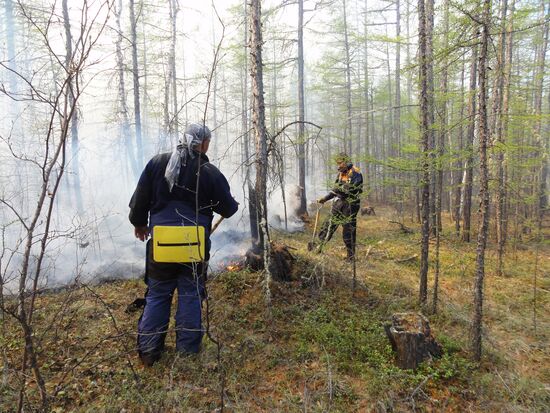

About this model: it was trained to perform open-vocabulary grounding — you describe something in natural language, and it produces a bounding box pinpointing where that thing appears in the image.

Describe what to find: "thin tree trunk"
[242,0,257,243]
[211,10,219,161]
[343,0,353,155]
[129,0,143,169]
[140,0,148,146]
[394,0,402,213]
[250,0,272,301]
[535,0,549,216]
[427,0,436,235]
[496,0,514,276]
[4,0,16,93]
[363,0,370,198]
[115,0,138,177]
[462,42,479,243]
[471,0,491,361]
[297,0,308,217]
[454,57,466,236]
[170,0,178,137]
[62,0,84,213]
[433,0,449,313]
[418,0,433,306]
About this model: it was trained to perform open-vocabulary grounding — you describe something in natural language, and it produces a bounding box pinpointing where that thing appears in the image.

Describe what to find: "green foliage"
[219,268,250,296]
[294,298,475,400]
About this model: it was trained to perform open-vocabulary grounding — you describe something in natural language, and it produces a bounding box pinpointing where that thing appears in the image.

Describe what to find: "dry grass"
[1,206,548,412]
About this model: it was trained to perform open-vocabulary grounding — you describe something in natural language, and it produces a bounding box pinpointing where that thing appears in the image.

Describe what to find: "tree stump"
[384,312,442,369]
[360,206,376,216]
[245,242,295,281]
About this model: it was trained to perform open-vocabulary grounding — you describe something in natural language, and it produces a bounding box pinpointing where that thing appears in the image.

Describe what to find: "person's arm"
[129,160,154,239]
[318,177,339,204]
[210,170,239,218]
[318,191,336,204]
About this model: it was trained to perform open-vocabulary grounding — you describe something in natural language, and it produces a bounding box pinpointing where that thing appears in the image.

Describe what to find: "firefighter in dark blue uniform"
[317,153,363,261]
[129,123,238,366]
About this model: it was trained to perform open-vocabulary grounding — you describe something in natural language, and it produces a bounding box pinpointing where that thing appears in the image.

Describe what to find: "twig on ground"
[395,254,419,263]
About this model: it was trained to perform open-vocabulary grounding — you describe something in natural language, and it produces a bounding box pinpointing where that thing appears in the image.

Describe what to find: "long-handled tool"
[307,205,322,251]
[211,216,225,234]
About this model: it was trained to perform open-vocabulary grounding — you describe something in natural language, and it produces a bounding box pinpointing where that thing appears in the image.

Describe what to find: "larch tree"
[169,0,179,138]
[418,0,434,306]
[343,0,353,155]
[114,0,138,178]
[462,41,478,243]
[534,0,549,219]
[471,0,492,362]
[296,0,308,217]
[129,0,143,169]
[432,0,450,314]
[494,0,514,277]
[249,0,272,302]
[62,0,84,213]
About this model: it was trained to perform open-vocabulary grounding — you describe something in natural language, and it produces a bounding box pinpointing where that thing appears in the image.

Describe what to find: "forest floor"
[1,206,549,412]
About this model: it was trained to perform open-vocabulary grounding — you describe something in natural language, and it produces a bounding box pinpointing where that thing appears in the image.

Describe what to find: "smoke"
[0,122,308,290]
[0,0,331,291]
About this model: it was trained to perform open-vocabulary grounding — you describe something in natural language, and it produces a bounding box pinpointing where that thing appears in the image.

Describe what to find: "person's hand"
[134,226,150,242]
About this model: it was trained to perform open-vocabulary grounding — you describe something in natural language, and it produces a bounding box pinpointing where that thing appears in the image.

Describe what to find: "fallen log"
[384,312,442,369]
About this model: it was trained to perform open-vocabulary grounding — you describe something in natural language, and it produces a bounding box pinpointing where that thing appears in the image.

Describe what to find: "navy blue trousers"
[138,270,204,355]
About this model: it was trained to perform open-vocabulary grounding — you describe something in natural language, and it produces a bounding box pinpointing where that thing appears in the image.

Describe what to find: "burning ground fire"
[225,261,245,272]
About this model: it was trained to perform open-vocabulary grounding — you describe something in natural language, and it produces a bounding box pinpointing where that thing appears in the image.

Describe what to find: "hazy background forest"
[0,0,549,411]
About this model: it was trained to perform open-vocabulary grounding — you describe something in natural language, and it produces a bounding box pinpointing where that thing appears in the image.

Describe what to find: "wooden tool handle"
[211,216,225,234]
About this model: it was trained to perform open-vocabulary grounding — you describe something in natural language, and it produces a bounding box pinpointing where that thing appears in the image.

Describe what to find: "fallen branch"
[365,245,374,260]
[395,254,418,263]
[389,220,414,234]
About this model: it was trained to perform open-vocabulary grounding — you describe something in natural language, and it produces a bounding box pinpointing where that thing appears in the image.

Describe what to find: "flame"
[226,261,244,272]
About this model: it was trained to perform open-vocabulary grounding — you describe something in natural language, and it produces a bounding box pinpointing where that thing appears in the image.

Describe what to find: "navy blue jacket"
[129,151,239,233]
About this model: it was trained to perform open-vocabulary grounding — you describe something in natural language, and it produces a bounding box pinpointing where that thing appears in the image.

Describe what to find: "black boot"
[139,351,161,367]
